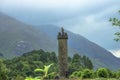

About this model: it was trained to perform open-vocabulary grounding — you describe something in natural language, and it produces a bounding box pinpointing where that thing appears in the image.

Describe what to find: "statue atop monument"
[57,27,68,39]
[61,27,64,33]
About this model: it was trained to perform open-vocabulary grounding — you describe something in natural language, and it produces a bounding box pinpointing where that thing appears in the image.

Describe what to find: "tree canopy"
[109,10,120,41]
[3,49,93,79]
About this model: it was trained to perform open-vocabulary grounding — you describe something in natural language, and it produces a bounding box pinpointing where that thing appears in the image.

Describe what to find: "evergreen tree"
[71,53,82,70]
[82,56,93,69]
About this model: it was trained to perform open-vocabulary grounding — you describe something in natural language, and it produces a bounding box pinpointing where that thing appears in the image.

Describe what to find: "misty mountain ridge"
[35,25,120,70]
[0,12,56,58]
[0,12,120,70]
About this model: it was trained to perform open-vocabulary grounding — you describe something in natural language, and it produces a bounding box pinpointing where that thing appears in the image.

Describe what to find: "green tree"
[81,69,94,79]
[0,59,8,80]
[69,53,93,75]
[96,68,109,78]
[109,10,120,41]
[81,56,93,69]
[49,52,58,63]
[72,53,81,63]
[68,56,72,63]
[69,54,82,74]
[4,49,58,79]
[70,71,82,78]
[106,68,114,78]
[116,70,120,79]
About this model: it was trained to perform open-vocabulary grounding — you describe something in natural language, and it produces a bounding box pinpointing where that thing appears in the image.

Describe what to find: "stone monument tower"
[57,27,68,78]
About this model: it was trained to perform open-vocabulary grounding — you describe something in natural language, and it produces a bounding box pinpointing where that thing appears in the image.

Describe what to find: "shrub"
[116,70,120,79]
[96,68,109,78]
[14,75,24,80]
[70,71,82,78]
[81,69,94,79]
[25,63,54,80]
[111,72,117,78]
[0,60,9,80]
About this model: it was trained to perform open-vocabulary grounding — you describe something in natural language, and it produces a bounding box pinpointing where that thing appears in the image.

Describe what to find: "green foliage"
[69,54,93,74]
[3,48,119,79]
[70,53,82,72]
[69,68,120,79]
[96,68,109,78]
[3,49,58,79]
[116,70,120,78]
[81,55,93,69]
[72,53,81,63]
[70,69,94,79]
[0,59,9,80]
[70,71,82,78]
[25,77,40,80]
[14,75,24,80]
[34,64,54,79]
[106,68,115,78]
[1,48,120,80]
[81,69,94,79]
[109,10,120,41]
[3,49,94,79]
[25,63,54,80]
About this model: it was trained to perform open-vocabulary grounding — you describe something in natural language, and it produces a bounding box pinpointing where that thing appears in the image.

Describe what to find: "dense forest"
[0,49,120,80]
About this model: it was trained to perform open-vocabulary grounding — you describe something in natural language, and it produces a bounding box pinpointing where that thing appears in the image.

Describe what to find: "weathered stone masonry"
[57,27,68,78]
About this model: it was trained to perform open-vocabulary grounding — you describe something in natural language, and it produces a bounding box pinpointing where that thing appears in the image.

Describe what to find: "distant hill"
[0,52,3,57]
[0,12,56,58]
[36,25,120,70]
[0,12,120,70]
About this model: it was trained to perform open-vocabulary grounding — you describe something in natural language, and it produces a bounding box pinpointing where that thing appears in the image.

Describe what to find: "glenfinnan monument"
[57,27,68,78]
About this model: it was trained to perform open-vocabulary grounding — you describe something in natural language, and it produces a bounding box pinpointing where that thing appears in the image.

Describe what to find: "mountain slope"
[0,52,3,57]
[36,25,120,70]
[0,12,120,70]
[0,12,56,58]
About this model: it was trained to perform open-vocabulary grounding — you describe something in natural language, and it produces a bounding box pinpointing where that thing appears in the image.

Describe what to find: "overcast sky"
[0,0,120,57]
